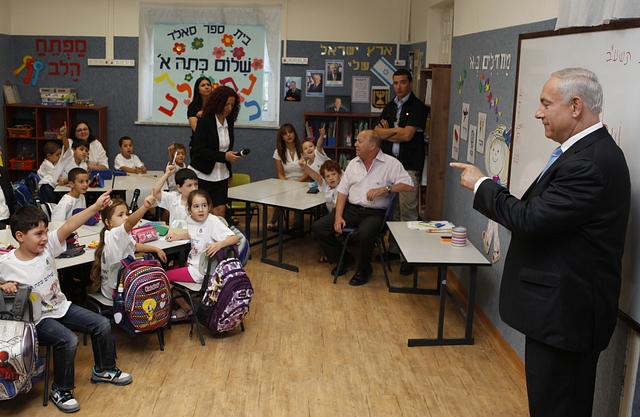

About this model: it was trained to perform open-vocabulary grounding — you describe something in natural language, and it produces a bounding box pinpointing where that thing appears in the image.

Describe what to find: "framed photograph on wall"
[325,60,344,87]
[324,95,350,113]
[306,70,324,97]
[284,76,302,101]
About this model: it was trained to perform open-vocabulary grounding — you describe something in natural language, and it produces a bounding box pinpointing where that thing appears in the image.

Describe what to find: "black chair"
[333,194,397,286]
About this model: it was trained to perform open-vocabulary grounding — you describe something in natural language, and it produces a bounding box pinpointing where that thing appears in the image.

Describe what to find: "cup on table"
[451,226,467,247]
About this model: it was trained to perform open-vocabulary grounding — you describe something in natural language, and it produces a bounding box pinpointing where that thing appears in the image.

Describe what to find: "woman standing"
[187,77,212,148]
[66,120,109,170]
[189,85,242,217]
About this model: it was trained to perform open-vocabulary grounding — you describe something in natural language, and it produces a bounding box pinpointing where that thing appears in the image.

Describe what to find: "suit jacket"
[284,88,301,101]
[474,127,630,353]
[189,113,234,176]
[327,72,342,82]
[308,83,322,93]
[0,165,20,220]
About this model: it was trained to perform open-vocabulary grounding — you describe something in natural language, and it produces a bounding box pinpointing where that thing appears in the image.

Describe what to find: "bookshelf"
[303,112,378,169]
[418,65,451,220]
[3,104,108,180]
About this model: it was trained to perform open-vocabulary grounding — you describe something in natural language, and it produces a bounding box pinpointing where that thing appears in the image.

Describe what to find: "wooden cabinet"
[302,112,378,166]
[3,104,107,180]
[418,65,451,220]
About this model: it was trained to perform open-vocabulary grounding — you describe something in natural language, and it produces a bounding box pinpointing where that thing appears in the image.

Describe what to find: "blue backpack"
[12,173,40,206]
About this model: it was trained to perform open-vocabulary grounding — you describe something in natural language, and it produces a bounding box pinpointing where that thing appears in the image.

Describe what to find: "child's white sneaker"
[90,367,132,386]
[50,387,80,413]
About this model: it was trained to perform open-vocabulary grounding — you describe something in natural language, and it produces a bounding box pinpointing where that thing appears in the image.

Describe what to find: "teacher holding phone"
[189,85,242,217]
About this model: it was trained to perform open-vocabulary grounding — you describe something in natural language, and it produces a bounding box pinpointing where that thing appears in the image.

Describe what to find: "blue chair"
[332,194,397,286]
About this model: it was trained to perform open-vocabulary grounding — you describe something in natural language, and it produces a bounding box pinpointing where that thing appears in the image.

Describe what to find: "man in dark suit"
[307,73,323,93]
[326,97,347,112]
[452,68,631,417]
[327,63,342,82]
[284,81,301,101]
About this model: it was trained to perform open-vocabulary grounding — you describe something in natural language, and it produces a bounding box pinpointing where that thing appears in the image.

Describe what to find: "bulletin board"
[509,19,640,328]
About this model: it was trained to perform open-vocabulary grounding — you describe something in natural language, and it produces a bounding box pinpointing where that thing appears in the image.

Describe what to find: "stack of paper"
[407,221,455,233]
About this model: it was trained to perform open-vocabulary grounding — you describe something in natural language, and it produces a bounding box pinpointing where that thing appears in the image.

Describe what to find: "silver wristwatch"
[386,185,392,194]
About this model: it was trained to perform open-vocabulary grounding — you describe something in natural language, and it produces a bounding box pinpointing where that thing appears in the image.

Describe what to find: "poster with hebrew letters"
[153,23,265,125]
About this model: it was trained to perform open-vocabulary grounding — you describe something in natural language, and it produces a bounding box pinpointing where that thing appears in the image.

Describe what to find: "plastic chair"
[227,173,260,236]
[332,194,397,286]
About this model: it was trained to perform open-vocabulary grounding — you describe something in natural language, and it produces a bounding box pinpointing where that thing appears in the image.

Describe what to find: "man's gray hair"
[551,68,603,114]
[361,130,381,148]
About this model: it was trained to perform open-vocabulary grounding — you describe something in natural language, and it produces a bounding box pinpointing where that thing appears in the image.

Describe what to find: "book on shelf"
[305,121,315,140]
[353,121,368,140]
[3,83,20,104]
[424,79,432,105]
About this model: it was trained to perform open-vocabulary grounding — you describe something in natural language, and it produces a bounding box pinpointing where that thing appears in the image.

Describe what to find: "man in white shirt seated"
[312,130,414,286]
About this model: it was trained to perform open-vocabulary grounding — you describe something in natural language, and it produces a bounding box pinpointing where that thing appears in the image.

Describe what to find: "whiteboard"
[509,20,640,328]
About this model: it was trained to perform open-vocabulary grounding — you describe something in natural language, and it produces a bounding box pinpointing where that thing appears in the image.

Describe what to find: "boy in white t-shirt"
[51,167,89,221]
[0,192,133,413]
[301,123,330,178]
[56,139,89,186]
[151,164,198,228]
[298,159,342,213]
[37,141,63,204]
[114,136,146,174]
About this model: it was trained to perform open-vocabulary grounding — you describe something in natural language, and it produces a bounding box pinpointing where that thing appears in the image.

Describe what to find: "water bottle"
[113,284,125,324]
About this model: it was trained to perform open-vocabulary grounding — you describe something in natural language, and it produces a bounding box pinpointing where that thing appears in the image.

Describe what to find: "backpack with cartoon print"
[113,255,171,334]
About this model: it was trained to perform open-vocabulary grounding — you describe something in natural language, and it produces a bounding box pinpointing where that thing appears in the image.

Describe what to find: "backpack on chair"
[113,254,171,334]
[196,247,253,335]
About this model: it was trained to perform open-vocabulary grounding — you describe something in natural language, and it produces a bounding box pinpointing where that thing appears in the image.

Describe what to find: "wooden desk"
[387,222,491,346]
[228,179,325,272]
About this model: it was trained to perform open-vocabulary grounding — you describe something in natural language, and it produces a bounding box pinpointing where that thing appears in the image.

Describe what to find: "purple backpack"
[198,255,253,334]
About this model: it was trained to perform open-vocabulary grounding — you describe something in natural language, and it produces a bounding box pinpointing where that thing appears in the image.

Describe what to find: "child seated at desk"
[90,195,167,300]
[114,136,146,174]
[51,167,89,221]
[37,140,63,204]
[164,190,238,322]
[166,142,188,192]
[298,159,342,213]
[56,128,89,186]
[301,123,330,178]
[298,159,343,263]
[0,192,133,413]
[151,164,198,228]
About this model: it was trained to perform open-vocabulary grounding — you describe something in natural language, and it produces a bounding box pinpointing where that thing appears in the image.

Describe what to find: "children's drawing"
[461,102,470,140]
[482,124,511,263]
[484,124,510,187]
[451,124,460,160]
